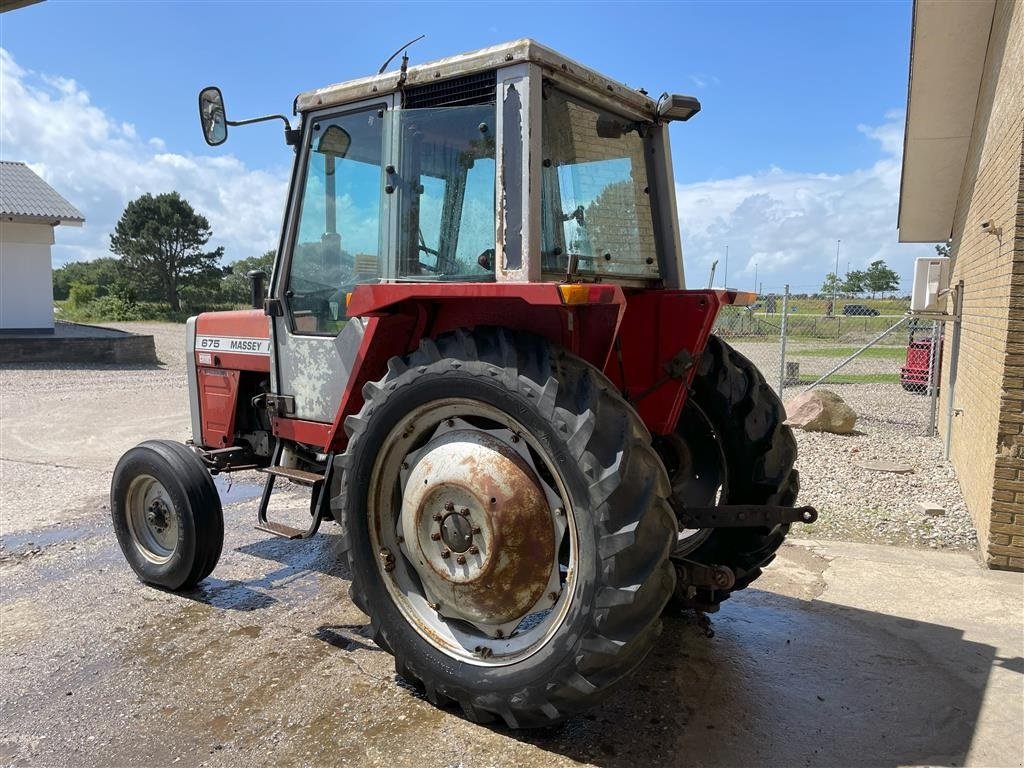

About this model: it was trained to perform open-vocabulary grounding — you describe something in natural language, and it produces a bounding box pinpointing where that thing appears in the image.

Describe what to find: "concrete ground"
[1,323,1023,767]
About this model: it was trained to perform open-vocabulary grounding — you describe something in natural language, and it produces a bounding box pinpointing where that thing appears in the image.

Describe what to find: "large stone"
[784,389,858,434]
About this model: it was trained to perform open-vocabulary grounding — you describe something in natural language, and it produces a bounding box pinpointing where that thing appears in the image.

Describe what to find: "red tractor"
[111,40,813,727]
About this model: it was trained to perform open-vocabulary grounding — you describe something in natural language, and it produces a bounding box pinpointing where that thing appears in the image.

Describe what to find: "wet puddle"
[214,475,265,505]
[0,519,107,552]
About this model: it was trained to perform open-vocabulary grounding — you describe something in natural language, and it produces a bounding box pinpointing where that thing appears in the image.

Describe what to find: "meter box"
[911,256,950,313]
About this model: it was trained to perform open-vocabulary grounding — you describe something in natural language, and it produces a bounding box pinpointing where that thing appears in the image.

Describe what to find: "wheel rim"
[368,398,577,667]
[656,402,726,557]
[125,474,178,564]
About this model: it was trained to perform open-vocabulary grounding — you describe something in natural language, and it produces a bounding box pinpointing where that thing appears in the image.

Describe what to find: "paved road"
[1,323,1021,767]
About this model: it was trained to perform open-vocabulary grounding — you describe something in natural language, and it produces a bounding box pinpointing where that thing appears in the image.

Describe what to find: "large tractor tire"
[111,440,224,590]
[656,335,799,609]
[334,328,677,728]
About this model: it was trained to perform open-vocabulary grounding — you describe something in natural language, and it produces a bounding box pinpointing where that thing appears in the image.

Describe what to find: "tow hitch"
[673,504,818,606]
[678,505,817,529]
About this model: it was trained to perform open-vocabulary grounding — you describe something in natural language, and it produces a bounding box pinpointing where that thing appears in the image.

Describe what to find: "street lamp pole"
[723,245,729,289]
[833,239,841,312]
[753,262,758,293]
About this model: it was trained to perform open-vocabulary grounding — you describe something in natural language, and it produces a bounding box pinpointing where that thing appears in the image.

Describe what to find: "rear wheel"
[111,440,223,590]
[334,328,676,727]
[657,335,799,608]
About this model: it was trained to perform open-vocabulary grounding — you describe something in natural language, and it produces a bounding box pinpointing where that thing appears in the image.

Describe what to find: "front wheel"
[111,440,224,590]
[334,328,677,727]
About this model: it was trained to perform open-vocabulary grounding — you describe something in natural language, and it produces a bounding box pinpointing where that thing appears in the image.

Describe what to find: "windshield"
[541,87,658,280]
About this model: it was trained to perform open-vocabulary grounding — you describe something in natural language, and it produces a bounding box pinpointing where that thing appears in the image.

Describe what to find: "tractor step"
[258,465,325,486]
[254,442,334,541]
[255,520,308,539]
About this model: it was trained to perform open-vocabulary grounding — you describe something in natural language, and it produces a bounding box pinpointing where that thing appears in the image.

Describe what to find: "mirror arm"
[226,114,301,145]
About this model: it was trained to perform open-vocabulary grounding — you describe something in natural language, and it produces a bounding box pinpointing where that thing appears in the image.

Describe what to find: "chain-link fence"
[714,286,942,436]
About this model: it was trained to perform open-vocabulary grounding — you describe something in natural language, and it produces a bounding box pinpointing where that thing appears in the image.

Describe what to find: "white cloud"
[677,110,935,293]
[0,48,288,266]
[688,74,720,89]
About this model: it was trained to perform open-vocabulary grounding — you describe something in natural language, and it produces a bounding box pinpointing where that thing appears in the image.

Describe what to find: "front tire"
[334,328,676,728]
[111,440,224,590]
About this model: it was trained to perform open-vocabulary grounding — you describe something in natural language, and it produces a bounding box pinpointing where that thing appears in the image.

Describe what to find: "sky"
[0,0,934,293]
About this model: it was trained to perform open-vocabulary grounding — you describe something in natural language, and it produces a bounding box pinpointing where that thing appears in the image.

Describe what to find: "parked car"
[842,303,880,316]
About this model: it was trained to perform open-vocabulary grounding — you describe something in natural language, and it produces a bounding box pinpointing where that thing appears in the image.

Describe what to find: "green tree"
[842,269,866,295]
[68,282,97,308]
[821,272,842,296]
[110,192,224,311]
[935,242,951,257]
[221,250,277,304]
[863,259,901,298]
[52,257,122,300]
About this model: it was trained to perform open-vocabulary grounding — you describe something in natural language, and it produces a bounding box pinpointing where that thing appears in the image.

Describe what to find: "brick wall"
[942,0,1024,570]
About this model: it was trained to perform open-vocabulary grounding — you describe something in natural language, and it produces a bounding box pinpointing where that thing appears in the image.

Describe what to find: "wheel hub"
[399,429,555,630]
[440,512,473,553]
[146,500,170,533]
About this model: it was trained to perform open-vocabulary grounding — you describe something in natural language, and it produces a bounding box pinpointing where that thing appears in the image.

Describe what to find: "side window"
[540,89,658,279]
[289,107,385,334]
[397,104,496,281]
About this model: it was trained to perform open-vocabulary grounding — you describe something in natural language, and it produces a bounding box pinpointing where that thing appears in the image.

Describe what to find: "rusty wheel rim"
[125,474,178,564]
[368,398,578,666]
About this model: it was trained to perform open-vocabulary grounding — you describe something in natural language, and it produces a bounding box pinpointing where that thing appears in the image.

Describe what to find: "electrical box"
[911,256,950,313]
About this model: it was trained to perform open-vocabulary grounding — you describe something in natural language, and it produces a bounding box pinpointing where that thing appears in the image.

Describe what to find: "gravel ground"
[0,322,189,534]
[727,339,976,552]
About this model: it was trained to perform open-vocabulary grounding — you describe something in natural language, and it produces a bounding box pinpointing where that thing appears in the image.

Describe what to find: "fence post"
[778,284,790,394]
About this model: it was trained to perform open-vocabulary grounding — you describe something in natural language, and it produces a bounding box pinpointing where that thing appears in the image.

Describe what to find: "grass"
[792,346,906,360]
[794,372,900,385]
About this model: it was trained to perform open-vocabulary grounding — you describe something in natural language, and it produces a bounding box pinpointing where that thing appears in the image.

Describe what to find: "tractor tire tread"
[334,327,676,727]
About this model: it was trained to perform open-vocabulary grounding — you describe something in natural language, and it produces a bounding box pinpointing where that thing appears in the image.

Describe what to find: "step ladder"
[254,441,334,540]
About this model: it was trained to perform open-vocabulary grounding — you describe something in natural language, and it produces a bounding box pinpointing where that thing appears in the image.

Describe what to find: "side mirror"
[199,86,228,146]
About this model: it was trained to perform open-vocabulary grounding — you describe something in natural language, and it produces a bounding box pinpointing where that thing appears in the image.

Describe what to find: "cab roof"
[294,39,659,120]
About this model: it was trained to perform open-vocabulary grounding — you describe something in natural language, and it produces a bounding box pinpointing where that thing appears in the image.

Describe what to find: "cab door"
[270,97,395,423]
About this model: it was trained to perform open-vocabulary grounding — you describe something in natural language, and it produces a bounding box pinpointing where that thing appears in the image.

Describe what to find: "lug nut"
[468,545,479,555]
[460,507,470,516]
[432,513,443,522]
[440,550,450,559]
[430,532,441,541]
[456,555,466,565]
[556,507,565,516]
[444,501,454,512]
[471,525,481,534]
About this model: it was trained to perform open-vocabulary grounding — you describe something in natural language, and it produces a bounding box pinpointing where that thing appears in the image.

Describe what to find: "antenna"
[378,34,426,75]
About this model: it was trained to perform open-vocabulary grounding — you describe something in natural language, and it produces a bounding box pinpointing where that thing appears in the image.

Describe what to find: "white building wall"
[0,221,56,331]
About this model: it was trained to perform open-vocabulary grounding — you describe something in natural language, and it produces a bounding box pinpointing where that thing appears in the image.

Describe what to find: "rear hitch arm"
[678,505,817,529]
